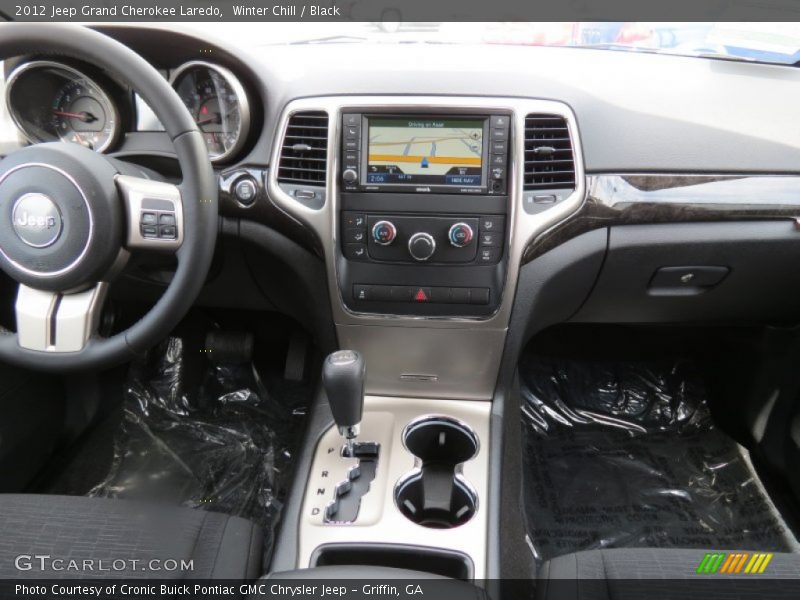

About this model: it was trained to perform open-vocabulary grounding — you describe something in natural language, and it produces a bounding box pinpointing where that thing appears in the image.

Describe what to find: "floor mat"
[89,337,310,559]
[520,355,799,566]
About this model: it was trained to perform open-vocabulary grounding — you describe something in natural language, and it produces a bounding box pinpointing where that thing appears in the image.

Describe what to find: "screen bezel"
[359,114,490,194]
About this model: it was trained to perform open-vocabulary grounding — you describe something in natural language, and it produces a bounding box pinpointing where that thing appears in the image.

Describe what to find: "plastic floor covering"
[520,355,799,566]
[89,337,309,558]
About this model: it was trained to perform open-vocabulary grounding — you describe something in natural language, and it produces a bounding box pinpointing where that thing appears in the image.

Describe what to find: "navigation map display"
[365,117,485,187]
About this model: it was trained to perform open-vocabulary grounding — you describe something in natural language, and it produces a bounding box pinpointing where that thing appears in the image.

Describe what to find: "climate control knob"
[408,232,436,262]
[372,220,397,246]
[448,222,474,248]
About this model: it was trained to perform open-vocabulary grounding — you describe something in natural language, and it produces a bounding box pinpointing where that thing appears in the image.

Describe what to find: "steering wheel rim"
[0,23,218,372]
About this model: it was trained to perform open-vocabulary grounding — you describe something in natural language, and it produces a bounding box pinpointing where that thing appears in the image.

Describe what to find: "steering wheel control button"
[372,220,397,245]
[448,222,474,248]
[11,193,63,248]
[233,177,258,206]
[140,208,178,241]
[408,232,436,261]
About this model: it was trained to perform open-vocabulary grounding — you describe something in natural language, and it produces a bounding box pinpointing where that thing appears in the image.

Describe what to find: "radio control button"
[448,222,474,248]
[408,232,436,261]
[490,128,507,141]
[342,169,358,183]
[372,220,397,245]
[491,115,510,128]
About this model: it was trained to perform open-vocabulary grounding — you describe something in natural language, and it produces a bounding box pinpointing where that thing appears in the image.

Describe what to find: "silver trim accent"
[300,396,491,578]
[0,162,94,278]
[116,175,184,251]
[16,283,108,352]
[401,414,480,458]
[407,232,436,261]
[5,60,121,153]
[267,97,585,399]
[169,61,251,164]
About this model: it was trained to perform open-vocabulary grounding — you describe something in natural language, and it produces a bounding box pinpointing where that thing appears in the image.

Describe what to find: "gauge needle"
[52,109,98,123]
[196,113,221,126]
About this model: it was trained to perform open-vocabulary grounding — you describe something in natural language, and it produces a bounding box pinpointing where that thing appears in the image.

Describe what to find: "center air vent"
[277,110,329,185]
[524,114,576,191]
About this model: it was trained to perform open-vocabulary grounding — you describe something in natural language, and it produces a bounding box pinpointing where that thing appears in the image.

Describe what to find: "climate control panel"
[342,212,503,265]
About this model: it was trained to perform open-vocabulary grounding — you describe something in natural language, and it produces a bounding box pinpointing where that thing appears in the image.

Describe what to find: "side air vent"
[277,111,329,185]
[524,114,576,191]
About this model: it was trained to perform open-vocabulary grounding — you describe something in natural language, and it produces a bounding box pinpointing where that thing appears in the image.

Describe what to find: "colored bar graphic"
[697,552,772,575]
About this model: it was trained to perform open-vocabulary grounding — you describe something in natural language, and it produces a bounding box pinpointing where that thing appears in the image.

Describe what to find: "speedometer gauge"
[170,62,250,163]
[5,61,120,152]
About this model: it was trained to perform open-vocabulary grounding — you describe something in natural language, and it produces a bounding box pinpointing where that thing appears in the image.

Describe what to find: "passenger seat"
[0,495,263,579]
[538,548,800,599]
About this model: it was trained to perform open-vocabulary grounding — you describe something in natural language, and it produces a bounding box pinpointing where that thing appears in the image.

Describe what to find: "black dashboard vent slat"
[523,114,576,191]
[277,111,329,186]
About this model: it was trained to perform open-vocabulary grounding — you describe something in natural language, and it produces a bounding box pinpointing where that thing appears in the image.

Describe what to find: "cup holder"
[395,416,479,529]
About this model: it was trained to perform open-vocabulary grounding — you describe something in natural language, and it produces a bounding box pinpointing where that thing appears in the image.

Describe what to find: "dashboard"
[3,24,800,398]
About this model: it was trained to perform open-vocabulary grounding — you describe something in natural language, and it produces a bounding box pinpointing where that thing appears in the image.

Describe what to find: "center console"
[337,111,511,317]
[267,96,584,580]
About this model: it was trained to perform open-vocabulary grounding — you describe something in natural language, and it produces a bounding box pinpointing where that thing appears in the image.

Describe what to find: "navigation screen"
[365,118,485,187]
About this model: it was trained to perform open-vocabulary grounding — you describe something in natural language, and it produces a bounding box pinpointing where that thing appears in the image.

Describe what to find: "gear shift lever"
[322,350,365,456]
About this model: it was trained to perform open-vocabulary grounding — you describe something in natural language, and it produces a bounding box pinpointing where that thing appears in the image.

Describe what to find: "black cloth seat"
[0,494,263,579]
[538,548,800,600]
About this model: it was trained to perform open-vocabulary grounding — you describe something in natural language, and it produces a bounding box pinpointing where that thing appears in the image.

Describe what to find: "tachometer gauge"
[170,62,250,163]
[5,61,120,152]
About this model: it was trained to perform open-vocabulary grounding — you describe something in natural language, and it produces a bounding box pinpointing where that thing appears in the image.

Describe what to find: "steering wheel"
[0,24,217,371]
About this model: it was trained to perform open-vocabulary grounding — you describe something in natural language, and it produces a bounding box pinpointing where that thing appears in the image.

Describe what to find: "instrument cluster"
[4,59,252,164]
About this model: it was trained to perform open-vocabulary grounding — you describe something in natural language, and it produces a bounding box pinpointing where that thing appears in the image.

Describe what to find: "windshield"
[180,22,800,65]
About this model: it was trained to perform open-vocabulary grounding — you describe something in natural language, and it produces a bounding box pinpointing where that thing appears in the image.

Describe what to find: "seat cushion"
[538,548,800,600]
[0,494,263,579]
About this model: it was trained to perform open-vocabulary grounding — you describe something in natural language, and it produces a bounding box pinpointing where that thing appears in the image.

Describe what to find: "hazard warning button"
[413,287,432,302]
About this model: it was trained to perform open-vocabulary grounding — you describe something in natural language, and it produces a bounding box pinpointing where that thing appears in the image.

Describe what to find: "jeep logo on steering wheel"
[11,193,63,248]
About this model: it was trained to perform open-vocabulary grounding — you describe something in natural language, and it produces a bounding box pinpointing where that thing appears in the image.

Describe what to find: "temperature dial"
[408,232,436,262]
[448,222,474,248]
[372,220,397,246]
